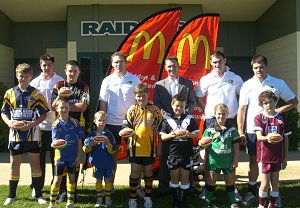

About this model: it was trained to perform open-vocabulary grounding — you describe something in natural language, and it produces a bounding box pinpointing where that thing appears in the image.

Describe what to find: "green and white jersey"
[203,122,240,168]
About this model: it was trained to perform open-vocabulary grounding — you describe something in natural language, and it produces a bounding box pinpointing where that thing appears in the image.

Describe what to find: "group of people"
[0,50,298,208]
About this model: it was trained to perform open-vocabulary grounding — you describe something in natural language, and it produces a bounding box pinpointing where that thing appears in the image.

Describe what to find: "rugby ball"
[58,87,73,98]
[174,129,188,138]
[119,127,134,137]
[93,135,107,143]
[12,120,26,130]
[268,133,283,143]
[51,139,68,149]
[198,137,213,148]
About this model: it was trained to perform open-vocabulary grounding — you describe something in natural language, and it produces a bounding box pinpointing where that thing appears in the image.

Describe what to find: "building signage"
[81,21,139,36]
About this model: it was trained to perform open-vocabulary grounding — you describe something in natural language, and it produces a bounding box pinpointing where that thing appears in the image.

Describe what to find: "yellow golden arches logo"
[127,31,166,64]
[119,145,124,154]
[177,33,210,70]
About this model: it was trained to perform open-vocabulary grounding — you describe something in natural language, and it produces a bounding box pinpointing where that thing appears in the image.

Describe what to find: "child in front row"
[83,111,117,207]
[49,98,85,208]
[1,63,49,206]
[124,83,163,208]
[160,94,198,208]
[201,104,240,208]
[254,90,290,208]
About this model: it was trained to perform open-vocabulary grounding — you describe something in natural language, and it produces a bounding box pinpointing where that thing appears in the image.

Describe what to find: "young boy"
[254,90,290,208]
[124,83,163,208]
[83,111,117,207]
[1,63,49,205]
[160,94,198,208]
[51,60,90,203]
[49,98,85,208]
[201,104,240,208]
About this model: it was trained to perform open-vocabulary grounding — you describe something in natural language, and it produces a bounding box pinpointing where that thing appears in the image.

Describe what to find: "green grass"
[0,182,300,207]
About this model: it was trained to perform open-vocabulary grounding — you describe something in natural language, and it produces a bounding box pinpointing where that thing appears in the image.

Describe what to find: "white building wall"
[256,32,299,110]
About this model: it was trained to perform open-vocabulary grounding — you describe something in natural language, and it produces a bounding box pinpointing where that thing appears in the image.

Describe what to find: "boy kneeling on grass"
[48,98,85,208]
[124,83,163,208]
[160,94,199,208]
[1,63,49,206]
[82,111,117,207]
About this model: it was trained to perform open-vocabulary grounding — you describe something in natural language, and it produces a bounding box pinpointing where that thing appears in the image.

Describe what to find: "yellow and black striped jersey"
[1,85,49,142]
[125,103,163,158]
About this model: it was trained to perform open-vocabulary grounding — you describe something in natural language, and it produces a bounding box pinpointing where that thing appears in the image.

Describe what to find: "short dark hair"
[65,60,80,68]
[258,90,278,107]
[111,51,127,61]
[171,94,186,105]
[210,51,225,59]
[251,55,268,66]
[134,83,148,94]
[40,53,54,63]
[165,55,178,63]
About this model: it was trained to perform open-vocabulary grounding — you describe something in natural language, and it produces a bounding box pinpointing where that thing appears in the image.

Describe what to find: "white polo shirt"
[195,67,243,119]
[99,71,140,125]
[239,74,296,133]
[30,73,64,130]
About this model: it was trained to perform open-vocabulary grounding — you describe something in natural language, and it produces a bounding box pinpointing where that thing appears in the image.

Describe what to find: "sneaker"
[95,197,102,207]
[242,192,257,207]
[230,203,239,208]
[105,198,113,207]
[31,188,36,198]
[202,204,210,208]
[36,196,47,204]
[235,189,243,202]
[66,204,74,208]
[129,198,138,208]
[56,191,67,204]
[3,197,16,206]
[48,206,55,208]
[137,187,145,199]
[144,197,153,208]
[199,188,206,200]
[275,195,282,208]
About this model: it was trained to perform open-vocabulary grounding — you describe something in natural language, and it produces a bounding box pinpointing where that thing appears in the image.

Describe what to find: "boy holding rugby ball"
[201,103,241,208]
[160,94,198,208]
[82,111,116,207]
[124,83,163,208]
[254,90,290,208]
[49,98,85,208]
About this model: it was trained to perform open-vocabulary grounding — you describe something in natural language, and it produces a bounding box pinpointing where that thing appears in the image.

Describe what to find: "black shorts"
[246,133,257,156]
[9,141,40,156]
[129,156,155,166]
[167,156,192,170]
[55,161,77,176]
[40,130,52,150]
[106,124,122,145]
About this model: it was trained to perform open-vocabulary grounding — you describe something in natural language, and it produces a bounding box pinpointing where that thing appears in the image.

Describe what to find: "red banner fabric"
[160,14,220,141]
[115,8,182,160]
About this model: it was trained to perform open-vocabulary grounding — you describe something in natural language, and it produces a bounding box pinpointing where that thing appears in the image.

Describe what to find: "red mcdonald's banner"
[159,13,220,140]
[115,7,182,101]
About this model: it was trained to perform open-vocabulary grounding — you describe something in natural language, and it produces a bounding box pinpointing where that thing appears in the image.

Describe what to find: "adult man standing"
[195,51,243,202]
[237,55,298,207]
[30,53,64,195]
[153,55,195,194]
[98,51,140,188]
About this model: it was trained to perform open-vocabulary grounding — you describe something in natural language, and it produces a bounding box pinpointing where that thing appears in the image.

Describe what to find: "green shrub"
[0,81,9,152]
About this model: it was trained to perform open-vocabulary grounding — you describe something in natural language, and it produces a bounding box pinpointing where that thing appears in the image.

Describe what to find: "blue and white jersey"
[52,117,85,162]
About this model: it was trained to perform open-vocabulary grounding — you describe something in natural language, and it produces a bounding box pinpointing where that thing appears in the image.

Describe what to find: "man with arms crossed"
[237,55,298,207]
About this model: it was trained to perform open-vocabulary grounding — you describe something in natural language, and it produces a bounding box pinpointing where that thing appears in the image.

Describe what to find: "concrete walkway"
[0,151,299,186]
